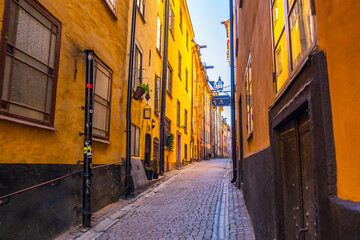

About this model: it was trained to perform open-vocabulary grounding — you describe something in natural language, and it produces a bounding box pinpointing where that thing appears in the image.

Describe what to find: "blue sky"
[187,0,232,124]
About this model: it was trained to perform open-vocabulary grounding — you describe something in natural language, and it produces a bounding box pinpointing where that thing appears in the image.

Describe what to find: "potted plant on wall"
[133,83,151,100]
[152,159,159,179]
[144,163,153,180]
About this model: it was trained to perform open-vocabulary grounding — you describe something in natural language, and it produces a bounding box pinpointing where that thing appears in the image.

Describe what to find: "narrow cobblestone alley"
[59,159,254,240]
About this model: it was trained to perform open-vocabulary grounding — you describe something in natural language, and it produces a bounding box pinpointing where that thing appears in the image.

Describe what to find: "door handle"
[298,227,309,239]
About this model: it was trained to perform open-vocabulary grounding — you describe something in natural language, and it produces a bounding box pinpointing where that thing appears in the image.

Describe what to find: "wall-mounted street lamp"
[216,76,224,92]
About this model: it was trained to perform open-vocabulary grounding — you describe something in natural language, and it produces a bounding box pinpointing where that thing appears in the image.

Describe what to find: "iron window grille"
[0,0,61,127]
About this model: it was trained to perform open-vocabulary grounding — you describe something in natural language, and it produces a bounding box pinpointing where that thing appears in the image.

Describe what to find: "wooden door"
[279,110,319,240]
[176,133,181,168]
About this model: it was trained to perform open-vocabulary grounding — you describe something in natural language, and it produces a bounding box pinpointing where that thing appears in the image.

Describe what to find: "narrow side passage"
[57,159,254,240]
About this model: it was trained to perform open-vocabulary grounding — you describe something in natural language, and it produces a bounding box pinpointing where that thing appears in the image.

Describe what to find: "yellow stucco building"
[0,0,209,238]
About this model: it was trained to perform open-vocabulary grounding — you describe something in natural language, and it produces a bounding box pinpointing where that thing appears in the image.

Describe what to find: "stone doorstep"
[149,175,164,187]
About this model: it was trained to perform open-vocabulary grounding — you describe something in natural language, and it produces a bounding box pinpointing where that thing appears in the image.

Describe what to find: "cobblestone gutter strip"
[212,174,230,240]
[56,163,198,240]
[227,172,255,240]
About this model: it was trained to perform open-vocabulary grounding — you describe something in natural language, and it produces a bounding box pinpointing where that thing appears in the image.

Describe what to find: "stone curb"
[57,162,199,240]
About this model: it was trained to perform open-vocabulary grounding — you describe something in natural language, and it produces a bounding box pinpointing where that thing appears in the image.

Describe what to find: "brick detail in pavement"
[57,159,255,240]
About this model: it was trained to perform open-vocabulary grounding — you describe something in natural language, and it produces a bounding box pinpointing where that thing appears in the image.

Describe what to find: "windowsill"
[137,8,146,23]
[156,48,162,58]
[154,110,160,116]
[178,74,182,80]
[247,131,253,141]
[166,91,173,98]
[0,114,56,131]
[104,1,118,19]
[170,30,175,41]
[93,137,111,145]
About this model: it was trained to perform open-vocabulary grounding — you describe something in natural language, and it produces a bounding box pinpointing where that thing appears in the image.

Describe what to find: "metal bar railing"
[0,161,123,205]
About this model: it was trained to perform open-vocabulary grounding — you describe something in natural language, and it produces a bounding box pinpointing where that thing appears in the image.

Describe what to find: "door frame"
[269,52,337,240]
[176,132,181,168]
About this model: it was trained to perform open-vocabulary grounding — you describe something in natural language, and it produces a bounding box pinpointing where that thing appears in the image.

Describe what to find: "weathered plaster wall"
[235,0,273,158]
[315,0,360,201]
[0,0,130,165]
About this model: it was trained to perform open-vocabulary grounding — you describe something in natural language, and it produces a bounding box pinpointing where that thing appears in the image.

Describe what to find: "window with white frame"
[105,0,117,15]
[270,0,315,93]
[156,15,162,52]
[137,0,145,18]
[133,45,142,89]
[245,53,253,137]
[131,124,140,157]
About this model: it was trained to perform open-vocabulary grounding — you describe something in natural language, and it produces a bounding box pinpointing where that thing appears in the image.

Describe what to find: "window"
[178,52,182,79]
[105,0,117,15]
[270,0,315,92]
[186,30,189,50]
[137,0,145,18]
[169,4,175,36]
[276,48,282,76]
[133,45,142,89]
[184,144,187,160]
[0,0,61,126]
[165,117,171,149]
[184,109,187,133]
[131,124,140,157]
[93,56,113,140]
[177,100,180,126]
[245,53,253,137]
[167,64,172,95]
[179,7,183,31]
[185,68,188,91]
[154,75,160,113]
[156,15,162,52]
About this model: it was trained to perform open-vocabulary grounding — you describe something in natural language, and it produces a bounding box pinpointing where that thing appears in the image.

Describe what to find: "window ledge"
[0,114,56,131]
[93,137,111,145]
[166,91,173,99]
[156,48,162,58]
[247,131,253,141]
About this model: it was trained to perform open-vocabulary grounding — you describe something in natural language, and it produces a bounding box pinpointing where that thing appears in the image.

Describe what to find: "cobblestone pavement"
[58,159,254,240]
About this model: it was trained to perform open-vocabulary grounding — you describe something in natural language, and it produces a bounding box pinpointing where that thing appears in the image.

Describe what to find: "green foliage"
[139,83,152,93]
[144,163,153,171]
[152,159,159,173]
[167,132,175,151]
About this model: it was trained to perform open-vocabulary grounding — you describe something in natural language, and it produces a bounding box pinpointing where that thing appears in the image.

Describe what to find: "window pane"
[16,8,51,65]
[95,68,110,101]
[14,49,48,73]
[2,56,12,100]
[93,101,108,132]
[135,127,140,156]
[11,60,47,111]
[131,125,135,156]
[157,16,161,51]
[7,1,19,45]
[49,33,56,68]
[289,0,314,67]
[272,0,285,45]
[45,78,53,113]
[8,104,44,121]
[275,33,289,92]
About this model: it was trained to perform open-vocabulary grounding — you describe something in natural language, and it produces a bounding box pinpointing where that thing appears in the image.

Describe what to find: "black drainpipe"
[159,0,170,174]
[125,0,138,198]
[230,0,237,184]
[82,50,94,227]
